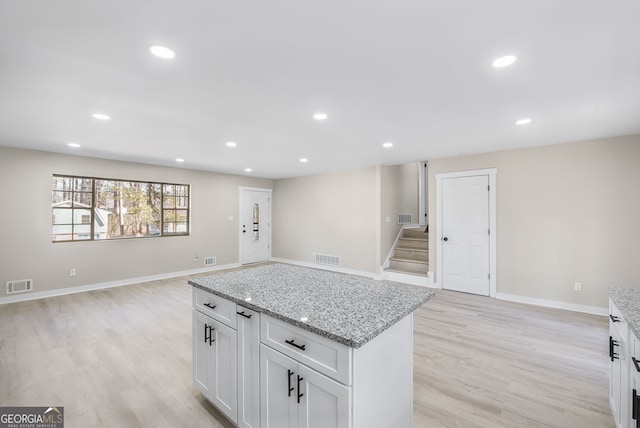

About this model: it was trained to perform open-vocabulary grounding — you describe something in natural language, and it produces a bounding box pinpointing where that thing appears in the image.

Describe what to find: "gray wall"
[272,167,378,273]
[0,146,273,296]
[428,134,640,308]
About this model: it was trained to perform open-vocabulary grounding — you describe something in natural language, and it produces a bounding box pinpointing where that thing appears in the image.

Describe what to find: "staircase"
[384,227,429,276]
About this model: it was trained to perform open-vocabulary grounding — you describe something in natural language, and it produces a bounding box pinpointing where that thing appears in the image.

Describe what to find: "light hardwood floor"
[0,274,614,428]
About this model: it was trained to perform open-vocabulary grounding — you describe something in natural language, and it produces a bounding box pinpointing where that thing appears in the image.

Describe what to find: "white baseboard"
[271,258,379,280]
[431,281,606,316]
[0,263,241,305]
[494,292,607,316]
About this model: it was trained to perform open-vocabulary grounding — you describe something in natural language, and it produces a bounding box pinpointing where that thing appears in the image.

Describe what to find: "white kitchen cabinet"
[298,363,350,428]
[192,308,238,424]
[237,306,261,428]
[193,309,214,398]
[260,344,350,428]
[610,299,630,428]
[629,334,640,428]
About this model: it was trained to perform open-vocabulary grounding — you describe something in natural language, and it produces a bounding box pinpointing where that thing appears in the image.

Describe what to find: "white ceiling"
[1,1,639,179]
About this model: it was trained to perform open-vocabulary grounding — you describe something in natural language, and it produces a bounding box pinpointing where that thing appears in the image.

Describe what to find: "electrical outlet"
[69,269,76,277]
[194,254,199,263]
[574,282,582,291]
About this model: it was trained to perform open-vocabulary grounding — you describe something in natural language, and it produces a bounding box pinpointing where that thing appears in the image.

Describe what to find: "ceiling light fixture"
[92,113,111,121]
[382,142,394,148]
[492,55,517,68]
[149,45,176,59]
[176,158,185,163]
[226,141,237,148]
[515,118,532,125]
[245,168,252,172]
[67,143,81,148]
[313,113,328,121]
[299,158,308,163]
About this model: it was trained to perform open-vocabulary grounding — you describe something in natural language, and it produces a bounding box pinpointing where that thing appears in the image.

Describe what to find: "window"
[52,175,190,242]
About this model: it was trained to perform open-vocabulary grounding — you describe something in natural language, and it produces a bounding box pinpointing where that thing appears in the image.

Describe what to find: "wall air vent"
[314,253,341,267]
[397,213,413,224]
[204,257,216,266]
[6,279,33,295]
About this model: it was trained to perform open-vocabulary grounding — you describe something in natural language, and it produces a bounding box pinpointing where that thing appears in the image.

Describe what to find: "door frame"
[239,186,272,265]
[435,168,497,296]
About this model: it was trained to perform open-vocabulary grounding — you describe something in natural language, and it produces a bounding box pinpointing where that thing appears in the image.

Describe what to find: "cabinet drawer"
[194,288,237,329]
[261,315,352,385]
[610,300,628,340]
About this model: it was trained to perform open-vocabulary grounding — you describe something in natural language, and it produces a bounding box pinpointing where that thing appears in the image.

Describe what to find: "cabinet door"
[298,364,351,428]
[211,318,238,424]
[238,307,261,428]
[611,322,625,428]
[193,309,215,400]
[629,336,640,428]
[261,345,298,428]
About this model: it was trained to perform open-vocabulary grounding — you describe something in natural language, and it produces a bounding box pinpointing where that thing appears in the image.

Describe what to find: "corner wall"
[272,167,378,274]
[0,146,273,297]
[428,134,640,308]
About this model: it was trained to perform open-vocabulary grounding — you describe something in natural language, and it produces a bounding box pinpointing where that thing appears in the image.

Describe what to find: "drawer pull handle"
[610,336,619,361]
[204,324,215,346]
[237,311,252,319]
[285,339,306,351]
[633,357,640,373]
[203,302,216,310]
[610,314,620,323]
[297,375,304,403]
[287,370,294,397]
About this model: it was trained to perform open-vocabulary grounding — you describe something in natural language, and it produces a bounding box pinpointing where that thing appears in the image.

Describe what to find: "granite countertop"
[609,287,640,339]
[188,263,434,348]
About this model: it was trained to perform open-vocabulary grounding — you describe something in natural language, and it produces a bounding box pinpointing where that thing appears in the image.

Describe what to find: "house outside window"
[52,175,190,242]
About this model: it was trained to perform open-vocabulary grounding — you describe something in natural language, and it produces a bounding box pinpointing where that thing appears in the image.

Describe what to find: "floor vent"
[397,213,413,224]
[204,257,216,266]
[6,279,33,295]
[314,253,341,267]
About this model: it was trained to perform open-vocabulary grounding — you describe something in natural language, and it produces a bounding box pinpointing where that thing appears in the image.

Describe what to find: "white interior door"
[240,188,271,265]
[441,175,490,295]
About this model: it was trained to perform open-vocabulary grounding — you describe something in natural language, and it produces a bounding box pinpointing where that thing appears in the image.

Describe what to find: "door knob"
[443,237,448,241]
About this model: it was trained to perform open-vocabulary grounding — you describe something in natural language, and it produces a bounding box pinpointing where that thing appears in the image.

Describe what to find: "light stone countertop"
[189,263,434,348]
[609,287,640,338]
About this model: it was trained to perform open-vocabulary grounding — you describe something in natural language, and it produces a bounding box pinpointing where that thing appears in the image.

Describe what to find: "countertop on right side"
[609,287,640,338]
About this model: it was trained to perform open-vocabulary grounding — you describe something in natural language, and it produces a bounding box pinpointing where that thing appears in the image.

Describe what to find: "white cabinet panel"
[237,307,261,428]
[261,344,298,428]
[298,364,350,428]
[260,344,349,428]
[211,319,238,424]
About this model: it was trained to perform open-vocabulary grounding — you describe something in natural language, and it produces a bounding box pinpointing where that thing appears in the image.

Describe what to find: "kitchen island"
[189,263,434,428]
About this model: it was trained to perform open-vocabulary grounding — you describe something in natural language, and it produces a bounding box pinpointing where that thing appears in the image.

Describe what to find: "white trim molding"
[0,263,241,305]
[494,292,608,316]
[435,168,497,296]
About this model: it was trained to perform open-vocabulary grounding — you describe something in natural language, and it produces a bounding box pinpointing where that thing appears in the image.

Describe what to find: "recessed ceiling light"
[149,45,175,59]
[515,118,532,125]
[226,141,237,148]
[244,168,252,172]
[313,113,328,121]
[299,158,308,163]
[92,113,111,121]
[176,158,185,163]
[67,143,81,148]
[382,142,394,148]
[492,55,517,68]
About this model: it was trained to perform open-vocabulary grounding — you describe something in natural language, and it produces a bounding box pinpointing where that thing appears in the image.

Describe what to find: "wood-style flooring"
[0,274,614,427]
